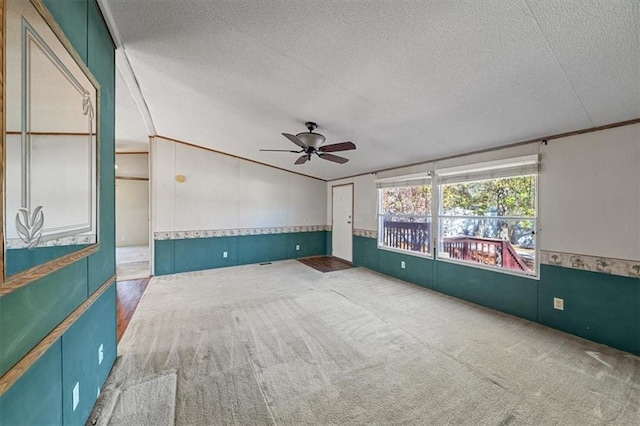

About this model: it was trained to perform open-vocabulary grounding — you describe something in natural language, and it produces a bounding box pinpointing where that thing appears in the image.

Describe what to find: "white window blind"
[435,154,539,185]
[374,172,432,189]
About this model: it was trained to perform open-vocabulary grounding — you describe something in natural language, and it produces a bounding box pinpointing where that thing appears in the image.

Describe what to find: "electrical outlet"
[401,261,405,269]
[553,297,564,311]
[72,382,80,411]
[98,343,104,365]
[223,251,228,258]
[295,245,300,251]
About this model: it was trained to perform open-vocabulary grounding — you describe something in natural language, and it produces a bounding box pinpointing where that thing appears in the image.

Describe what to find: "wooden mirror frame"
[0,0,100,297]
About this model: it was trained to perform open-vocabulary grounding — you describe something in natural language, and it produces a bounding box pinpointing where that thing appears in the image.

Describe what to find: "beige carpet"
[90,260,640,425]
[116,246,150,281]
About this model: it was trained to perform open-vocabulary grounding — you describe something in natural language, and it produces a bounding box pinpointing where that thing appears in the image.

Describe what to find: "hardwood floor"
[297,256,355,273]
[117,278,150,342]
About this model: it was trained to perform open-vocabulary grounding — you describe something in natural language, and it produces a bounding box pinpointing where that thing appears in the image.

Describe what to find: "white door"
[332,184,353,261]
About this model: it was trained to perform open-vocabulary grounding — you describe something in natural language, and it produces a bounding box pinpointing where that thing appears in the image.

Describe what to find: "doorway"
[332,184,353,262]
[115,152,151,281]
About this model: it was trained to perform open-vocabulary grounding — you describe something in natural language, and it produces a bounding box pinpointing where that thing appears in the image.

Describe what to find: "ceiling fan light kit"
[260,122,356,165]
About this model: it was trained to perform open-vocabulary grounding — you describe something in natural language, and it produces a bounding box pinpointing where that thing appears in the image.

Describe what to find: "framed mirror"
[1,0,100,294]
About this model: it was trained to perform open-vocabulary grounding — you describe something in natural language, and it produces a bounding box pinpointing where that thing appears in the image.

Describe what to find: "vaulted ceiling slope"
[101,0,639,180]
[115,67,150,152]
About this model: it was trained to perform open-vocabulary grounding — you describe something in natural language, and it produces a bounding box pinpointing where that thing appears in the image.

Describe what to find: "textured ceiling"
[102,0,639,180]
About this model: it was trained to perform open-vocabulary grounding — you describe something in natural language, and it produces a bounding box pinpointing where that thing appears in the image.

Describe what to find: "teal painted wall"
[538,265,639,355]
[351,236,639,355]
[6,245,86,276]
[0,1,116,425]
[435,259,538,321]
[155,231,328,275]
[0,340,63,425]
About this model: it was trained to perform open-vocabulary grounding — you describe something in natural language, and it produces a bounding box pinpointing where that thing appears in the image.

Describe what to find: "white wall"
[116,179,149,247]
[327,174,378,231]
[327,124,640,261]
[538,124,640,260]
[151,136,327,232]
[115,153,149,179]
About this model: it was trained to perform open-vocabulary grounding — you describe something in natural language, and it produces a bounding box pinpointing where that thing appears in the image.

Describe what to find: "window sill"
[436,256,539,280]
[377,245,434,259]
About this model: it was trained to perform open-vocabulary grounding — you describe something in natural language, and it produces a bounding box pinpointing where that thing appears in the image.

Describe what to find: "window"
[377,180,432,256]
[438,173,537,276]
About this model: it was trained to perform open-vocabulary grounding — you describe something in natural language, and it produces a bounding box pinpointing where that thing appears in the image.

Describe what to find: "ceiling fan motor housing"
[295,131,326,149]
[261,121,355,165]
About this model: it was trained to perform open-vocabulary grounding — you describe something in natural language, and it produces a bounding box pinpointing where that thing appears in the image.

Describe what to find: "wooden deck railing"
[381,220,430,253]
[441,236,530,272]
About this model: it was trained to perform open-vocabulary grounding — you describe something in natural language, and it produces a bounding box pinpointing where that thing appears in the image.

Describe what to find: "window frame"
[436,173,539,279]
[376,181,434,259]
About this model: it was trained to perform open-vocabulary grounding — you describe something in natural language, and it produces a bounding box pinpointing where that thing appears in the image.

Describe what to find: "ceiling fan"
[260,122,356,165]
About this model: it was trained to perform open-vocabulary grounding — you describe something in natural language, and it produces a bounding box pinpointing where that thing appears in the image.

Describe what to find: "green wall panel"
[34,245,87,266]
[0,340,63,425]
[374,244,434,289]
[87,0,116,293]
[538,265,639,355]
[238,234,288,265]
[6,245,86,276]
[157,232,329,275]
[286,231,327,259]
[5,249,32,276]
[352,236,378,270]
[377,249,406,280]
[154,240,175,276]
[174,237,238,273]
[326,231,332,256]
[42,0,88,62]
[402,254,434,289]
[0,1,117,423]
[62,284,117,425]
[0,259,87,376]
[435,260,538,321]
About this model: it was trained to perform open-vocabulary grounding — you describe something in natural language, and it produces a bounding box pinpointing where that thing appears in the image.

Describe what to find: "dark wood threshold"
[117,277,150,342]
[297,256,355,273]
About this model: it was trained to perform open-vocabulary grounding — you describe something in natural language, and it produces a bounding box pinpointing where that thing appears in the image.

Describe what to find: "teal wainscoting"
[538,264,639,355]
[239,234,287,265]
[0,284,116,426]
[0,260,88,375]
[0,1,117,424]
[154,231,328,275]
[288,232,328,259]
[62,284,117,425]
[357,238,434,290]
[6,245,86,276]
[352,236,639,355]
[0,340,63,425]
[176,236,238,272]
[352,236,378,270]
[435,260,538,322]
[154,240,175,275]
[86,0,117,294]
[325,231,332,256]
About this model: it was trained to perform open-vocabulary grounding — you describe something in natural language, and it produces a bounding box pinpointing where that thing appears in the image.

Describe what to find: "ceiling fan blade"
[294,155,309,165]
[318,153,349,164]
[318,141,356,153]
[259,149,303,152]
[282,133,308,150]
